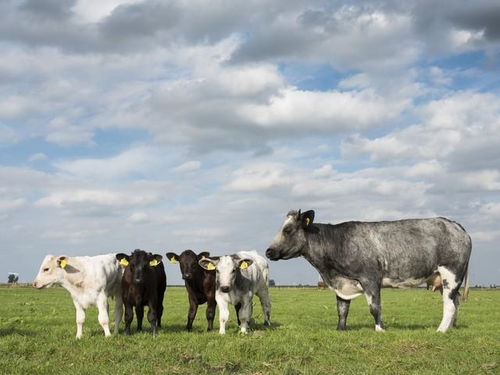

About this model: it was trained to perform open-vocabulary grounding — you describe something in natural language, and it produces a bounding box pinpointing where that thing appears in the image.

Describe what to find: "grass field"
[0,286,498,374]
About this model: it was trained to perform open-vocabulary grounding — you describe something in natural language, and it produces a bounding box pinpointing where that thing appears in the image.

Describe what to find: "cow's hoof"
[375,324,385,332]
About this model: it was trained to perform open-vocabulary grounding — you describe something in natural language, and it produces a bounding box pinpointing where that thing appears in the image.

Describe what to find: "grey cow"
[266,210,471,332]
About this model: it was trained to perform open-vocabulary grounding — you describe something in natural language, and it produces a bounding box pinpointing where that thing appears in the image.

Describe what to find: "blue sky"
[1,0,499,285]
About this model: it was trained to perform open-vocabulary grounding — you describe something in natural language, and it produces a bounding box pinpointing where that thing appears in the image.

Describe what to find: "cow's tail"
[462,264,470,302]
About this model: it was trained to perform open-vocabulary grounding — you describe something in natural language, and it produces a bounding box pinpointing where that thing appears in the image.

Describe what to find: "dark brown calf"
[116,249,167,335]
[166,250,217,331]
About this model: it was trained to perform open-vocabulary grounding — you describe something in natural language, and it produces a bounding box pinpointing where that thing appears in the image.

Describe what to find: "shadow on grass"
[0,327,36,337]
[340,322,469,331]
[257,321,282,330]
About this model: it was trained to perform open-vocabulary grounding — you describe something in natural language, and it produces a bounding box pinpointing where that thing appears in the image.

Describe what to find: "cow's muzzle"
[266,248,279,260]
[220,286,230,293]
[182,273,192,280]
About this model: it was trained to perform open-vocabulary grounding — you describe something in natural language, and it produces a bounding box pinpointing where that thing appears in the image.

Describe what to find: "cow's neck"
[302,224,340,280]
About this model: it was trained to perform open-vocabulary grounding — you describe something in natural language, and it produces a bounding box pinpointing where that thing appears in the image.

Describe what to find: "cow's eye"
[283,227,292,235]
[43,267,49,272]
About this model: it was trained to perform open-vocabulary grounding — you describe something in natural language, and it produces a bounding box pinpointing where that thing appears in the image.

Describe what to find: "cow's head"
[166,250,211,280]
[116,249,163,285]
[199,255,253,293]
[33,255,70,289]
[266,209,316,261]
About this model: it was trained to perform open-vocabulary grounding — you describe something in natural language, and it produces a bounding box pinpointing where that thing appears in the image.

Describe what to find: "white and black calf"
[266,210,472,333]
[33,253,123,339]
[199,251,271,334]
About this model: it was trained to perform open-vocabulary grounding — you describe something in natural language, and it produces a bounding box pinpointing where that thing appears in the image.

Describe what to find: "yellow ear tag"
[119,258,129,267]
[206,263,216,270]
[169,258,178,263]
[240,261,249,270]
[149,259,160,267]
[59,259,67,269]
[305,218,311,226]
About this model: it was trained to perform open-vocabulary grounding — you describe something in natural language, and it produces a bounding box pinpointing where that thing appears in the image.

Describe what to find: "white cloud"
[41,228,110,243]
[479,203,500,218]
[0,124,18,144]
[470,230,500,243]
[174,160,201,173]
[239,88,408,130]
[28,153,47,162]
[0,198,26,212]
[226,163,290,192]
[342,91,500,163]
[54,146,163,179]
[127,212,150,224]
[173,227,229,239]
[35,189,160,208]
[72,0,142,23]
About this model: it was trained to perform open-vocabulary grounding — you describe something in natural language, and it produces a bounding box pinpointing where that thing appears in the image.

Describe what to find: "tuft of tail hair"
[462,264,470,302]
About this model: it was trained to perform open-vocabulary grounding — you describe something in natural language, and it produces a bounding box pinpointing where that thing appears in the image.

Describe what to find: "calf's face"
[33,255,68,289]
[166,250,210,280]
[266,210,315,261]
[117,250,163,285]
[199,255,253,293]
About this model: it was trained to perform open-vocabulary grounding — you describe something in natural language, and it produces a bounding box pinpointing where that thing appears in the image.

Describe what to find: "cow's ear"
[198,251,210,260]
[116,253,130,267]
[149,254,162,267]
[199,258,217,271]
[166,252,179,263]
[57,256,68,269]
[301,210,315,229]
[238,259,253,270]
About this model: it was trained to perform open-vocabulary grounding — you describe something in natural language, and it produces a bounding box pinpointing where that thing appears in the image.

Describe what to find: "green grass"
[0,286,498,374]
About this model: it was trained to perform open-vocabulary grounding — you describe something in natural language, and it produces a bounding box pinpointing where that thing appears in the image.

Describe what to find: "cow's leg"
[234,303,242,326]
[136,305,144,331]
[186,297,198,332]
[256,288,272,326]
[96,293,111,337]
[147,303,158,336]
[157,290,165,328]
[437,266,460,332]
[336,295,351,331]
[206,299,216,331]
[364,284,384,332]
[114,294,123,334]
[238,299,253,334]
[124,303,133,335]
[215,294,229,335]
[451,292,461,327]
[73,301,86,339]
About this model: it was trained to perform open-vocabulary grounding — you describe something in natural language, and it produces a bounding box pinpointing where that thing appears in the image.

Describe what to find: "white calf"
[33,253,123,339]
[199,251,271,334]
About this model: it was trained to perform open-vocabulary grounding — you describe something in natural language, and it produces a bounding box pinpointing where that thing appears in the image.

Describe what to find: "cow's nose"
[182,273,192,280]
[220,286,230,293]
[265,248,274,259]
[32,281,37,288]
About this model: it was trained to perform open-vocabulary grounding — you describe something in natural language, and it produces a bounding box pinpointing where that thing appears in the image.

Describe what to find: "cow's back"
[326,217,471,281]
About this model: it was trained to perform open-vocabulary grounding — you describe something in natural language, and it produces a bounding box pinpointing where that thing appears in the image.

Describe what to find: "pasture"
[0,286,498,374]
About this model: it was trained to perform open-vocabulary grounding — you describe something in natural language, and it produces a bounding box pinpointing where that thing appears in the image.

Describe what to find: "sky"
[1,0,499,286]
